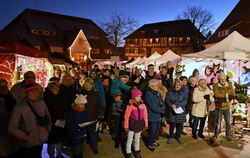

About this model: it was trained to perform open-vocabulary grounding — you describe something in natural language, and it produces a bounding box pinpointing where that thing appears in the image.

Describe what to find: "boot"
[134,150,142,158]
[125,153,132,158]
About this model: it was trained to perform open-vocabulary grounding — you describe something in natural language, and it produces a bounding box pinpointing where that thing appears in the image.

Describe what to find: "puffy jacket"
[192,87,214,117]
[144,88,165,122]
[110,78,131,95]
[93,79,106,107]
[166,88,187,123]
[8,99,51,148]
[124,101,148,129]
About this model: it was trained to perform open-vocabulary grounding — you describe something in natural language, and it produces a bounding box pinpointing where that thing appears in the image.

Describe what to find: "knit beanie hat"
[74,94,88,104]
[131,89,142,99]
[119,70,128,78]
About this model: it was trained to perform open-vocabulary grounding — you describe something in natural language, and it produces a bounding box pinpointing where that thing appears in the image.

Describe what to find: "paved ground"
[42,131,250,158]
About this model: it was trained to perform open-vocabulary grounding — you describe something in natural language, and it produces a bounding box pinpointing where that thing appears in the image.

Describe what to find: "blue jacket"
[65,109,89,139]
[166,88,187,123]
[144,88,165,122]
[110,78,131,95]
[93,79,106,107]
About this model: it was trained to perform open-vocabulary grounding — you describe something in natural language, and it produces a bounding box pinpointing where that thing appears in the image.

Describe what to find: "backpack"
[129,103,145,133]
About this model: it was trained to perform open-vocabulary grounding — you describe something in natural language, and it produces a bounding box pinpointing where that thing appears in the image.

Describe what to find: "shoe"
[198,134,205,139]
[192,135,198,139]
[153,142,160,147]
[175,138,184,144]
[227,136,233,141]
[115,141,120,149]
[181,131,187,135]
[125,153,132,158]
[56,156,64,158]
[167,138,174,144]
[92,148,99,154]
[146,146,155,151]
[134,150,142,158]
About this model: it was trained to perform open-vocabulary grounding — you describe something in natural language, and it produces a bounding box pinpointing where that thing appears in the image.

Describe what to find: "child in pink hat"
[124,89,148,158]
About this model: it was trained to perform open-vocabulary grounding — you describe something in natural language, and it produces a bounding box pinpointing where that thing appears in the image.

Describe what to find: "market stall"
[0,31,53,87]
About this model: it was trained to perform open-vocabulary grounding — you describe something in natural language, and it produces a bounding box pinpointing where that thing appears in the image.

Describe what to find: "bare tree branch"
[177,6,215,39]
[99,13,139,47]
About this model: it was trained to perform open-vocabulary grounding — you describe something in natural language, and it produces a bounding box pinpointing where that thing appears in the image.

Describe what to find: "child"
[66,94,92,158]
[124,89,148,158]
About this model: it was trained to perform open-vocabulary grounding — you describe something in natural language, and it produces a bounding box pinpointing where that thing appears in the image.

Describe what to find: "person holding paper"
[192,79,214,140]
[166,79,187,144]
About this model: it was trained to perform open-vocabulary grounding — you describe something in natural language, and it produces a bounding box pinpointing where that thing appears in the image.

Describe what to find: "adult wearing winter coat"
[79,78,101,154]
[192,79,214,139]
[213,73,235,141]
[0,79,16,157]
[8,83,51,158]
[44,82,69,158]
[11,71,43,104]
[166,79,187,144]
[144,79,165,151]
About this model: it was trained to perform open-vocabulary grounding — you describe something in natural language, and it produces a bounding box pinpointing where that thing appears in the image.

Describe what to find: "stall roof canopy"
[182,31,250,61]
[145,50,180,65]
[0,31,48,58]
[126,57,142,67]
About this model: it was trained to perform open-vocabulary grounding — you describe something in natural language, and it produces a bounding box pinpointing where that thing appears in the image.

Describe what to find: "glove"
[229,95,235,100]
[204,94,210,100]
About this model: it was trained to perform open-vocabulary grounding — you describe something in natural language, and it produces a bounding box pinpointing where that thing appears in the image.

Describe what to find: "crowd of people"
[0,61,238,158]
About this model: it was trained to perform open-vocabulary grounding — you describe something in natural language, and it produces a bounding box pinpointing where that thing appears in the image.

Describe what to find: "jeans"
[71,143,84,158]
[215,109,231,137]
[47,142,63,158]
[147,121,161,146]
[126,131,141,154]
[192,116,206,136]
[169,123,183,139]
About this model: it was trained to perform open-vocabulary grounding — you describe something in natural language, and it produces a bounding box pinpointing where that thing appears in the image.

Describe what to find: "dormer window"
[153,29,159,34]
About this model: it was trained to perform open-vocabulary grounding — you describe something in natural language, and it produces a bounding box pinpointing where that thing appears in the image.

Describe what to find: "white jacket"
[192,86,214,117]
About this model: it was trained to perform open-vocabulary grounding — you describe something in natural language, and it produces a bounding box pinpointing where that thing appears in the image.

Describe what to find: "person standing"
[187,77,197,128]
[79,78,101,154]
[44,82,68,158]
[0,79,16,157]
[124,89,148,158]
[192,79,214,139]
[166,79,187,144]
[144,79,165,151]
[11,71,43,104]
[8,83,51,158]
[213,73,235,141]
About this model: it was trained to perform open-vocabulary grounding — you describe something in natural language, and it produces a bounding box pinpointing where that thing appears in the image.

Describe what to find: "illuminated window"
[155,38,159,43]
[91,49,99,54]
[150,38,153,44]
[186,37,191,43]
[168,37,172,43]
[179,37,183,42]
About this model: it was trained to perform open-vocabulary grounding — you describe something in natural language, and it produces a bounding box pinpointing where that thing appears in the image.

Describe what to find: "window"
[155,38,159,43]
[179,37,183,43]
[168,37,172,43]
[149,38,153,44]
[91,49,99,54]
[186,37,191,43]
[153,29,159,34]
[31,29,38,34]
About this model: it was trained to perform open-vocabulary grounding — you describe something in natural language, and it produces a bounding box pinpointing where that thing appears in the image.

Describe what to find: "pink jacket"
[8,99,51,148]
[124,101,148,130]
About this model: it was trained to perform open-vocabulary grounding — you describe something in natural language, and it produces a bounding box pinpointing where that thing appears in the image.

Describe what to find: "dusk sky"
[0,0,239,31]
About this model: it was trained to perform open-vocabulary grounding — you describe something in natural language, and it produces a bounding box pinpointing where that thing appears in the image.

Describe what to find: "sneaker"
[198,134,205,139]
[125,153,132,158]
[167,138,174,144]
[227,136,233,141]
[56,156,64,158]
[146,146,155,151]
[175,138,184,144]
[153,142,160,147]
[192,135,198,139]
[134,150,142,158]
[91,148,99,154]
